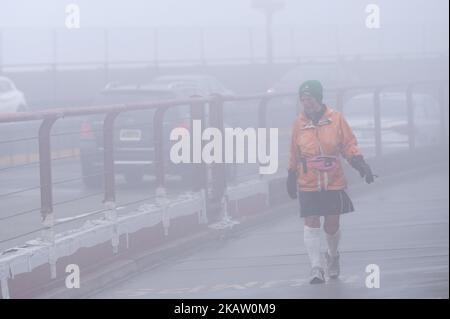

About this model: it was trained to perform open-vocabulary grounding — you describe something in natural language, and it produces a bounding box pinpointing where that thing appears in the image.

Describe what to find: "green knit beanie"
[299,80,323,103]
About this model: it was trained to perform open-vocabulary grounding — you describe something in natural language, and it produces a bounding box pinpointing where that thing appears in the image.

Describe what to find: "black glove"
[350,155,375,184]
[286,169,298,199]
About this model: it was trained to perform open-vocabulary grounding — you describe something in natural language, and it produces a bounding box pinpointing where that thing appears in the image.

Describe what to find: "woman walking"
[287,80,375,284]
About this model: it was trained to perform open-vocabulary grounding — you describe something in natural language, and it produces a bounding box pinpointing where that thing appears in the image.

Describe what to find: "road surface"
[91,165,449,299]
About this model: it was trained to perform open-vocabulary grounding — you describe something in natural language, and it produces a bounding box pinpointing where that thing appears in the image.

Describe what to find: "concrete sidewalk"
[90,164,449,299]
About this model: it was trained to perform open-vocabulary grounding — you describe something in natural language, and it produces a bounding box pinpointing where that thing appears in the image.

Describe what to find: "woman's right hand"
[350,155,375,184]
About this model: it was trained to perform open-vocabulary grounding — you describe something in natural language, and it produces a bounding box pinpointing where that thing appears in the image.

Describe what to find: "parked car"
[344,92,441,156]
[80,76,236,187]
[0,76,28,113]
[263,63,361,129]
[267,63,359,95]
[151,75,235,96]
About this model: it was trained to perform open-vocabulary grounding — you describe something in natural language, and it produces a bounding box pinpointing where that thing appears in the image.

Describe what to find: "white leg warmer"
[303,225,322,268]
[326,229,341,257]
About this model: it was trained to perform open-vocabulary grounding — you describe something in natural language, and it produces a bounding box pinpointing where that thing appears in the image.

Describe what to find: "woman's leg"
[324,214,341,278]
[303,216,322,269]
[323,214,340,257]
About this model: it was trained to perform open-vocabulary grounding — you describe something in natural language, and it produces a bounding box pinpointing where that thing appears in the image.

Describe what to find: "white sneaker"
[309,266,325,284]
[325,252,340,279]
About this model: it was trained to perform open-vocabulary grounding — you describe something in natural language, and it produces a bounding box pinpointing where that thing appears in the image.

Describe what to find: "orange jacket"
[288,105,361,191]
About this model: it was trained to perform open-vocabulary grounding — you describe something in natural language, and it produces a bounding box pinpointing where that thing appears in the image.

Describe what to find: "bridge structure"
[0,70,448,298]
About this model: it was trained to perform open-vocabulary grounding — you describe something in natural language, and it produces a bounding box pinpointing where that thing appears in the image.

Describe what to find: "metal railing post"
[199,27,206,65]
[190,100,207,192]
[0,29,3,75]
[154,108,166,188]
[153,107,169,216]
[336,89,346,113]
[52,29,58,107]
[103,112,119,208]
[438,82,448,146]
[209,95,226,213]
[289,26,297,63]
[258,96,270,179]
[103,28,110,85]
[103,112,120,253]
[154,28,159,68]
[257,96,269,129]
[38,117,57,242]
[248,27,255,64]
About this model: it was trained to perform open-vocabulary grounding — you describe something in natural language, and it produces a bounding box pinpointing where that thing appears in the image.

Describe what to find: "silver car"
[0,76,28,113]
[344,92,441,156]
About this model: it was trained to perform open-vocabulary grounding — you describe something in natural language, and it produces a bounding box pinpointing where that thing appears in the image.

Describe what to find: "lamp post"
[252,0,285,64]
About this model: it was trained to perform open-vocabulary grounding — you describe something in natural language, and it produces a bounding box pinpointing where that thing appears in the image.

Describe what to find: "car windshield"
[346,94,407,116]
[92,89,189,122]
[344,95,374,118]
[155,80,203,94]
[345,93,437,119]
[274,64,357,92]
[153,76,202,83]
[93,89,176,106]
[152,76,225,95]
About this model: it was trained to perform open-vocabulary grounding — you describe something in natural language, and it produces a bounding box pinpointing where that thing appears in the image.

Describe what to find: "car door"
[0,80,20,113]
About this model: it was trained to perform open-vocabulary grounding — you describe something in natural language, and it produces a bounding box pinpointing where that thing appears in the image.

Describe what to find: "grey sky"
[0,0,447,65]
[0,0,448,28]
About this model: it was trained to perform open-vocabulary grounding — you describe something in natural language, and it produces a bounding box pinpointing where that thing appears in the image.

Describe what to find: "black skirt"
[298,190,354,217]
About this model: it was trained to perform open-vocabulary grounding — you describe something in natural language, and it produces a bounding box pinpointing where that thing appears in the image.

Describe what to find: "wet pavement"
[92,165,449,299]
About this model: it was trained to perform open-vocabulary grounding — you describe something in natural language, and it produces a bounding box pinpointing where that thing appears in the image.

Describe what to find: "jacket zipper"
[314,127,322,191]
[315,124,329,191]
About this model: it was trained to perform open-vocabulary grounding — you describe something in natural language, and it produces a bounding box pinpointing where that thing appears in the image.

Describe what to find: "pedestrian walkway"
[92,166,449,299]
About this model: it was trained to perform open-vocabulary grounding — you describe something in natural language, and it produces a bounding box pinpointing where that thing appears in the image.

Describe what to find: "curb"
[38,201,296,299]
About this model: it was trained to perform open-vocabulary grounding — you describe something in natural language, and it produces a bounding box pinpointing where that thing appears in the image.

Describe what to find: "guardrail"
[0,80,448,249]
[1,24,446,72]
[2,52,446,71]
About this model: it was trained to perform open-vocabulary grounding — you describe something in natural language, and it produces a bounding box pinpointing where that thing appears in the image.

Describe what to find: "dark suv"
[80,77,236,187]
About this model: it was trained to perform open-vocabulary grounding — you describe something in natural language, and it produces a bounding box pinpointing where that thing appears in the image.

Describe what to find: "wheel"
[82,173,102,188]
[81,163,102,188]
[124,170,144,186]
[80,151,102,188]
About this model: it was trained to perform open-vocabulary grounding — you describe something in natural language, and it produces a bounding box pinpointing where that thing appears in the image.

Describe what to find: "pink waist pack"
[306,155,339,172]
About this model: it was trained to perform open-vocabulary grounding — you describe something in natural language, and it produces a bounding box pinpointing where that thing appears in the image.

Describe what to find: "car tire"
[82,173,103,188]
[80,152,102,188]
[124,170,144,186]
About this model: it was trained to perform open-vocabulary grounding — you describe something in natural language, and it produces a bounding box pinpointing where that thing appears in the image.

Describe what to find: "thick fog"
[0,0,448,302]
[0,0,448,65]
